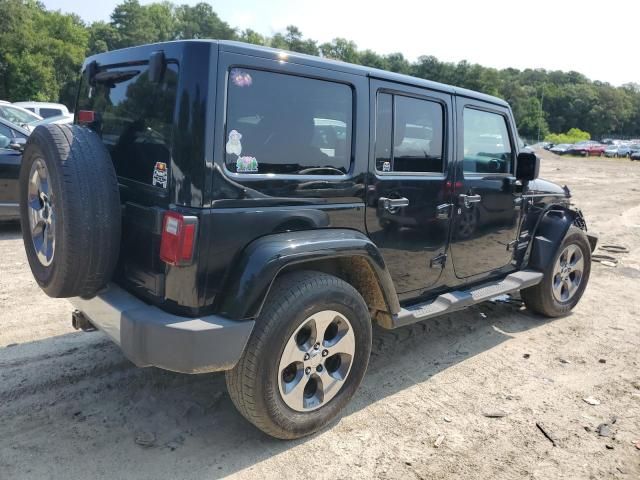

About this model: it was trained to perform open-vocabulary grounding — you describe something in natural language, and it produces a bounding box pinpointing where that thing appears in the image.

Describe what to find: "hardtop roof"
[85,39,509,108]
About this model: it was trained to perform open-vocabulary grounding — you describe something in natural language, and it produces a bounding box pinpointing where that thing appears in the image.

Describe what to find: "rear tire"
[522,226,591,317]
[19,124,121,298]
[226,270,372,439]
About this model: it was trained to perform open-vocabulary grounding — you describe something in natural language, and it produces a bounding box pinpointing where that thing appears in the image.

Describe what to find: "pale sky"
[42,0,640,86]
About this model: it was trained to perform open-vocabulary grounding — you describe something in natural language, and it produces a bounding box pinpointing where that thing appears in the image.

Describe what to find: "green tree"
[0,0,87,103]
[545,128,591,144]
[174,2,236,40]
[319,38,359,63]
[239,29,266,46]
[1,0,640,140]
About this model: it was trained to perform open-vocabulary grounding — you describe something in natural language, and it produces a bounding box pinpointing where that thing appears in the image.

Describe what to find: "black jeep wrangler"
[19,40,597,439]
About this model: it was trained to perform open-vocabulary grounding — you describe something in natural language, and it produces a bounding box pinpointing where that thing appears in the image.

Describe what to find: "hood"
[527,178,569,197]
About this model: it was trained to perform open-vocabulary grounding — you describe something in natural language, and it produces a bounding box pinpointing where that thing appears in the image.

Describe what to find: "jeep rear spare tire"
[19,124,121,298]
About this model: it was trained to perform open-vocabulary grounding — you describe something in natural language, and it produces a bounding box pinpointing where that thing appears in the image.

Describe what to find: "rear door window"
[225,68,352,175]
[76,63,179,188]
[375,92,444,173]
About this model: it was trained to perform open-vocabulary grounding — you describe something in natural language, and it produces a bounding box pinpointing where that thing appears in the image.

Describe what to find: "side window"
[0,123,15,139]
[375,92,444,173]
[375,93,392,171]
[41,108,62,118]
[0,123,13,148]
[225,68,352,175]
[463,108,513,174]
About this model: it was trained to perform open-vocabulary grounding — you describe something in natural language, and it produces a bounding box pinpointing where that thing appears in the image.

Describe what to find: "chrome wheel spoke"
[310,310,340,346]
[280,367,307,411]
[553,274,564,299]
[318,367,347,402]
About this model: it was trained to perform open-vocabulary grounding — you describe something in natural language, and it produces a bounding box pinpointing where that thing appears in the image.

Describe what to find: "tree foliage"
[2,0,639,140]
[545,128,591,145]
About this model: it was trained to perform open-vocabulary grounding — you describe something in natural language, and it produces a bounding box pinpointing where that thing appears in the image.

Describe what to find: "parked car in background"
[550,143,572,154]
[569,142,607,157]
[0,101,42,128]
[0,117,29,220]
[630,145,640,161]
[616,145,632,158]
[603,144,630,157]
[24,113,74,132]
[13,101,69,119]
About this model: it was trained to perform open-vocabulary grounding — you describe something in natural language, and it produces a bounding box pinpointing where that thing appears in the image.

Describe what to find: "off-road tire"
[19,124,121,298]
[522,226,591,317]
[226,270,372,439]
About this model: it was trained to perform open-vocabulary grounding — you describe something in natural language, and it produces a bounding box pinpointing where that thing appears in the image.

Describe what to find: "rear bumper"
[0,202,19,220]
[70,283,254,374]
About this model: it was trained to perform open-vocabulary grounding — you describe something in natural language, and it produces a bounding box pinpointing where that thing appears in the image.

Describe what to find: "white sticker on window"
[382,161,391,172]
[226,129,242,156]
[236,156,258,173]
[152,161,168,188]
[230,69,253,87]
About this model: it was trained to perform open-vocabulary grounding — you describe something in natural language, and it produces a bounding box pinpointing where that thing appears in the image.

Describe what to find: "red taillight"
[159,211,198,266]
[77,110,95,124]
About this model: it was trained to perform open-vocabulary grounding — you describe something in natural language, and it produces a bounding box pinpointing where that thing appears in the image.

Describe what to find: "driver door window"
[463,108,513,174]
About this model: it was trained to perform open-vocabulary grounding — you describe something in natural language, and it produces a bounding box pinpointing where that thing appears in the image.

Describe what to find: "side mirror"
[516,151,540,182]
[9,137,26,152]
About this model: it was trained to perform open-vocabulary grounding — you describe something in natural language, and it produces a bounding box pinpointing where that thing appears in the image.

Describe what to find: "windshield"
[0,105,40,124]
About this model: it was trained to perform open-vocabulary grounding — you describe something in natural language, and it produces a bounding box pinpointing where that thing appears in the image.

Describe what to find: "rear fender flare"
[217,229,400,320]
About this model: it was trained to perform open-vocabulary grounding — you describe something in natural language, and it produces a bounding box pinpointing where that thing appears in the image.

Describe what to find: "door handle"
[458,194,482,208]
[379,197,409,211]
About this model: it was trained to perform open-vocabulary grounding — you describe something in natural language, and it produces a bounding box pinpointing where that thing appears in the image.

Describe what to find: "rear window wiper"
[93,70,140,86]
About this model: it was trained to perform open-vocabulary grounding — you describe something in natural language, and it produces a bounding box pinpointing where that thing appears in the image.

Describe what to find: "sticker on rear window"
[236,156,258,173]
[230,69,253,87]
[382,161,391,172]
[226,129,242,156]
[153,162,168,188]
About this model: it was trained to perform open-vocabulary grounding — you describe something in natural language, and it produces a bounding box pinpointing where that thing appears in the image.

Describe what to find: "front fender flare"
[217,229,400,320]
[524,207,596,272]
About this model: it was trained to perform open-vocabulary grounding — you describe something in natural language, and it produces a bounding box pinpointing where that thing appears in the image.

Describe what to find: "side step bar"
[390,270,543,329]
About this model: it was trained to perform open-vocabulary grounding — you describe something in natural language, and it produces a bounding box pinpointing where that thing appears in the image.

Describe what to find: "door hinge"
[507,240,518,251]
[430,252,447,268]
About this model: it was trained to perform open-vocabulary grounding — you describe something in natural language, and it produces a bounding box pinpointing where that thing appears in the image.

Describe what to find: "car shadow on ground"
[0,220,21,240]
[0,297,556,479]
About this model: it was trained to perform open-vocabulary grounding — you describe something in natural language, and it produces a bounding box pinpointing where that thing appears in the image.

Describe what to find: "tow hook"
[71,309,96,332]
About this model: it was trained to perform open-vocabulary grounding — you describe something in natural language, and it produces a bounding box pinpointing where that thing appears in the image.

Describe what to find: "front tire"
[226,270,372,439]
[522,226,591,317]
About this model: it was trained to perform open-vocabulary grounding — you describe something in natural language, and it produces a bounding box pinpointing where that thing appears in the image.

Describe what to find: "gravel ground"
[0,153,639,479]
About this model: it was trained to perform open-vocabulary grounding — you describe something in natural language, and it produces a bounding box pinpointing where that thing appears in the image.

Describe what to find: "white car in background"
[24,113,74,132]
[0,100,42,128]
[13,101,69,119]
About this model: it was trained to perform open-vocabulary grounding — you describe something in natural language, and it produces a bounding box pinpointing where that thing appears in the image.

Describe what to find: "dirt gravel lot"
[1,153,639,479]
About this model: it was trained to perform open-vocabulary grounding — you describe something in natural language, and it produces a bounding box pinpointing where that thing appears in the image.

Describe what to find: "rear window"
[225,68,352,175]
[76,62,179,187]
[40,108,63,118]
